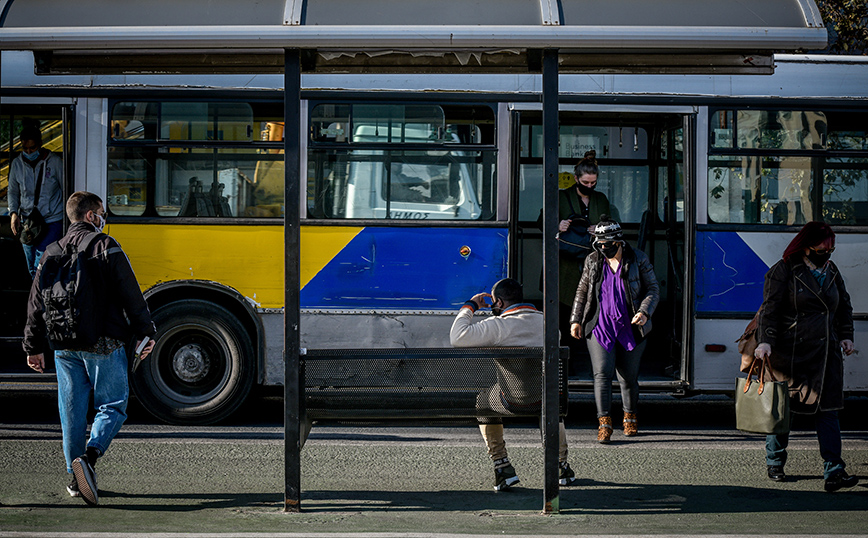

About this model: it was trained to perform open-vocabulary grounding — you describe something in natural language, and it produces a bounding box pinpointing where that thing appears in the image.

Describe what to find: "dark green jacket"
[557,187,610,305]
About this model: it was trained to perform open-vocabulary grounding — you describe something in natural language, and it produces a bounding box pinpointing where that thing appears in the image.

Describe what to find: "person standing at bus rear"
[23,191,157,506]
[754,221,857,492]
[450,278,578,491]
[7,126,65,278]
[570,218,658,443]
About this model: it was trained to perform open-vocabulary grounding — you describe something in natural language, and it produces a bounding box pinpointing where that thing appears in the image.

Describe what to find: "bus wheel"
[131,299,255,425]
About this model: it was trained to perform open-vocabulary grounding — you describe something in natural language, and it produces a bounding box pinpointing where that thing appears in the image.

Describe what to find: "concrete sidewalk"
[0,422,866,536]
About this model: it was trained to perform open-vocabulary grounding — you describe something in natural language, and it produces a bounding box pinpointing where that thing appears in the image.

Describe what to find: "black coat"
[757,258,854,414]
[24,221,156,355]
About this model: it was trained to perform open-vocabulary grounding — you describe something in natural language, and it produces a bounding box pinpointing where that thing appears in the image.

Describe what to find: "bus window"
[307,102,497,220]
[108,147,285,218]
[708,155,813,225]
[824,158,868,225]
[107,101,283,218]
[111,101,254,142]
[708,109,868,225]
[710,110,827,151]
[308,148,494,220]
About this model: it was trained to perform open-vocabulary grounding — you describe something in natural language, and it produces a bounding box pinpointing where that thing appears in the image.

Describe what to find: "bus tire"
[131,299,255,425]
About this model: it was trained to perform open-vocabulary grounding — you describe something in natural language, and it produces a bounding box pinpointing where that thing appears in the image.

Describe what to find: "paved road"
[0,391,866,536]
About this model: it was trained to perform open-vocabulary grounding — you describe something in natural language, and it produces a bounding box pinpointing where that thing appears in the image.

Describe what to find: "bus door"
[511,105,692,392]
[0,102,73,373]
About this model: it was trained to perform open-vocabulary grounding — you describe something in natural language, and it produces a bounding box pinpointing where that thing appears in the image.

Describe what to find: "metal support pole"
[541,48,560,515]
[283,48,302,513]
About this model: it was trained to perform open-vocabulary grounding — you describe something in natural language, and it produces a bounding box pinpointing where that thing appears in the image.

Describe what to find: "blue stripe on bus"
[695,231,767,313]
[301,227,508,310]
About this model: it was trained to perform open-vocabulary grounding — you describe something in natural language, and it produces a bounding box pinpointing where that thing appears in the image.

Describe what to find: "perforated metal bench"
[302,347,569,420]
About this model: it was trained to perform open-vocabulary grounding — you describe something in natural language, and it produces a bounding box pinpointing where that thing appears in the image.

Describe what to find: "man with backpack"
[23,191,156,506]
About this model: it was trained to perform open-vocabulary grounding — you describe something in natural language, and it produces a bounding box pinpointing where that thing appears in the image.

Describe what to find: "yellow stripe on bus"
[106,223,363,308]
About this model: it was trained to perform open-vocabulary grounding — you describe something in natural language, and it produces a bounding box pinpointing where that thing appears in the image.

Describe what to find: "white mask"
[92,213,106,233]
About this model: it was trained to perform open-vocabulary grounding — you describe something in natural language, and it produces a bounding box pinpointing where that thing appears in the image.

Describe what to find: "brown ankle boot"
[597,416,613,443]
[623,412,638,436]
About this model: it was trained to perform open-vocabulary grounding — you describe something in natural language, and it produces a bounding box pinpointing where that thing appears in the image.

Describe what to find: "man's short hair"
[67,191,103,222]
[491,278,523,304]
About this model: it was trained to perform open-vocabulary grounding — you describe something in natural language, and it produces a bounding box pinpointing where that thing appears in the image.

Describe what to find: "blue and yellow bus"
[2,51,867,424]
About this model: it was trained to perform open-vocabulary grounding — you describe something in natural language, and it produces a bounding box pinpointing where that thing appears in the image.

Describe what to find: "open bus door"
[512,105,692,393]
[0,103,72,374]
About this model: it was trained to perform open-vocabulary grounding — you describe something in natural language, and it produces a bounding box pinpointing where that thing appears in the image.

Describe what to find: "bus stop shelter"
[0,0,826,514]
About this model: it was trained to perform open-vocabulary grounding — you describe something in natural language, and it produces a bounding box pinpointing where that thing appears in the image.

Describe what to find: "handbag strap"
[744,358,766,395]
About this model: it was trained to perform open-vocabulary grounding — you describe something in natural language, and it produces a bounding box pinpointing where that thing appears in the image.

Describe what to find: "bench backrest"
[303,347,569,420]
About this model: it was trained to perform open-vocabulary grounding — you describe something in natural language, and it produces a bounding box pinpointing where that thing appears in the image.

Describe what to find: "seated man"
[450,278,577,492]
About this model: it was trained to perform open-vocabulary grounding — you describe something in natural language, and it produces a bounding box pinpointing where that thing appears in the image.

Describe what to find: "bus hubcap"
[173,344,210,383]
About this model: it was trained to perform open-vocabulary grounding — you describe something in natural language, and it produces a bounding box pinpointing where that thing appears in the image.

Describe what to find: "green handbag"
[735,358,790,435]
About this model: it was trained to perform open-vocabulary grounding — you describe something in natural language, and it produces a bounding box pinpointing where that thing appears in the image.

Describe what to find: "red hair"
[782,221,836,262]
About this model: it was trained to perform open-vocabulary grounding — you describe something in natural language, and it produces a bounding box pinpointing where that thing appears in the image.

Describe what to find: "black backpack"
[38,232,103,349]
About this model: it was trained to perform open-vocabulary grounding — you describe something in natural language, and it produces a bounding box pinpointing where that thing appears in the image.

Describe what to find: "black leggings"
[586,332,645,417]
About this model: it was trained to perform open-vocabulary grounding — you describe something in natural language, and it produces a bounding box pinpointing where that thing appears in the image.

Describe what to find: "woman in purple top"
[569,218,659,443]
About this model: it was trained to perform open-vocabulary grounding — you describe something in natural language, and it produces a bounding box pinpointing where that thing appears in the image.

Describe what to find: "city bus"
[2,51,867,424]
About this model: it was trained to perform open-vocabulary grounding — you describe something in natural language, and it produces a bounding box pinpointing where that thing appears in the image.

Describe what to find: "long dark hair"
[782,221,835,262]
[574,150,599,178]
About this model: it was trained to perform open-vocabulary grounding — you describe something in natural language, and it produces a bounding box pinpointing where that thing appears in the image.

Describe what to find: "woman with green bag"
[754,221,857,492]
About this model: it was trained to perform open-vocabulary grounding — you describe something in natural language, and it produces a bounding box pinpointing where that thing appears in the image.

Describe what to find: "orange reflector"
[705,344,727,353]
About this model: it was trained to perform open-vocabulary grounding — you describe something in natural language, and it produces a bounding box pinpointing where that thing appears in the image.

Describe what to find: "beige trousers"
[479,421,569,462]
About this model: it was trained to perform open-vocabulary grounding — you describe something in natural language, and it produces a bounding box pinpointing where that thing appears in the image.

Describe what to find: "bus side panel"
[696,230,868,314]
[301,227,508,310]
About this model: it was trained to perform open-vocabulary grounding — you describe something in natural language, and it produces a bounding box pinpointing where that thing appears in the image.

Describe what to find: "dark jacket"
[757,258,853,414]
[554,187,611,306]
[569,244,659,341]
[23,221,156,355]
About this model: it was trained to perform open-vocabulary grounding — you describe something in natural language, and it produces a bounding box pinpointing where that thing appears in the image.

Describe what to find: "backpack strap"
[77,231,103,257]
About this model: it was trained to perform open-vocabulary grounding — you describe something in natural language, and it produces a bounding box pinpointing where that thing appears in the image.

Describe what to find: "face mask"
[806,250,831,267]
[577,182,596,196]
[23,150,40,161]
[91,213,106,233]
[598,242,620,259]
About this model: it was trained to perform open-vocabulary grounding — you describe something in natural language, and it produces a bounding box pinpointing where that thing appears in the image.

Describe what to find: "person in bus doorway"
[539,150,614,372]
[23,191,157,506]
[450,278,579,491]
[7,125,65,278]
[570,218,659,443]
[754,221,858,492]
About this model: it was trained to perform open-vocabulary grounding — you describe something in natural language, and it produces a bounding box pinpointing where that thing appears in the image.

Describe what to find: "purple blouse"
[592,263,637,353]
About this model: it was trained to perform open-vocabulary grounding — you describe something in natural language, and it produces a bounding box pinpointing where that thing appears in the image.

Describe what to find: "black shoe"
[767,465,786,482]
[559,461,578,486]
[66,476,81,498]
[825,470,858,492]
[493,457,520,492]
[72,456,98,506]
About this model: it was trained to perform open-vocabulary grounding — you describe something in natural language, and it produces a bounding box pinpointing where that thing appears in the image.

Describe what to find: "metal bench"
[302,346,569,420]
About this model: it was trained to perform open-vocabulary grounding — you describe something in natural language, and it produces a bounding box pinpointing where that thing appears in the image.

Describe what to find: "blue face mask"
[23,150,40,161]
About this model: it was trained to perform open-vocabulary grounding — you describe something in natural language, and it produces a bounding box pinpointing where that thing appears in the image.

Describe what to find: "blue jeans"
[22,220,63,278]
[55,346,129,473]
[586,332,646,417]
[766,410,845,479]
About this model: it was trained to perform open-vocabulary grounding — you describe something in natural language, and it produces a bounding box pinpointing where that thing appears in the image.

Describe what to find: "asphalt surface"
[0,390,866,536]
